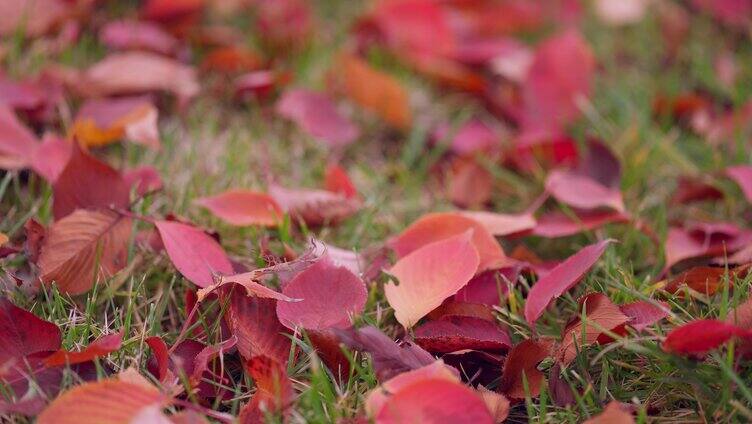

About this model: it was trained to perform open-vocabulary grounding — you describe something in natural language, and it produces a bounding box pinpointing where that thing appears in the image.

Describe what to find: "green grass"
[3,1,752,423]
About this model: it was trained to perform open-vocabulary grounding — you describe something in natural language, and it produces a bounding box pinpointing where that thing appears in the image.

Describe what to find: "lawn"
[2,0,752,423]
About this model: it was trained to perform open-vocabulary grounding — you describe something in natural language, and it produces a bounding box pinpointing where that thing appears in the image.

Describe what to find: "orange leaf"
[334,54,412,130]
[38,210,132,295]
[195,189,284,227]
[37,379,167,424]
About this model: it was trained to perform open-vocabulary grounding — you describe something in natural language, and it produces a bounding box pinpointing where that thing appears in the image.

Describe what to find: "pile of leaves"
[1,0,752,422]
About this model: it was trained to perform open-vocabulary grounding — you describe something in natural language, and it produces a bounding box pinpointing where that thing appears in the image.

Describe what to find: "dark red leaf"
[414,316,511,353]
[239,356,294,424]
[499,339,551,399]
[225,288,292,365]
[619,300,670,331]
[52,144,130,220]
[0,298,61,364]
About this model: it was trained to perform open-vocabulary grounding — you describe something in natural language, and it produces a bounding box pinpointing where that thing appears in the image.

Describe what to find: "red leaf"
[692,0,752,29]
[445,157,493,208]
[123,165,163,196]
[414,316,511,353]
[324,164,358,199]
[555,293,628,364]
[43,330,123,367]
[145,336,170,382]
[390,212,507,272]
[671,176,723,205]
[499,339,551,399]
[276,89,359,147]
[726,165,752,204]
[525,239,613,324]
[434,119,502,156]
[239,356,294,424]
[154,220,233,287]
[195,189,284,227]
[225,289,292,364]
[0,0,70,38]
[619,301,670,331]
[519,30,594,138]
[374,378,494,424]
[664,266,743,296]
[276,258,367,330]
[0,298,61,364]
[662,319,751,356]
[52,144,130,220]
[36,378,167,424]
[385,231,480,327]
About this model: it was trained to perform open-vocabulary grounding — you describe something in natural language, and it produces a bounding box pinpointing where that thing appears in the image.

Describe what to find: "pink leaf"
[154,220,233,288]
[225,289,291,364]
[533,209,630,238]
[385,231,480,327]
[276,89,359,147]
[458,211,536,237]
[276,258,367,330]
[414,316,511,353]
[524,239,613,324]
[726,166,752,204]
[0,105,39,169]
[620,301,670,331]
[99,20,178,55]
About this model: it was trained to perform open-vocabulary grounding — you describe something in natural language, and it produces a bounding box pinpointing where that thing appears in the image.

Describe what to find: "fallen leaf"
[195,189,283,227]
[375,377,494,424]
[594,0,648,26]
[99,20,178,55]
[52,144,131,220]
[276,258,367,330]
[0,298,61,364]
[154,220,233,287]
[238,356,294,424]
[79,52,200,105]
[584,401,635,424]
[0,105,39,169]
[269,184,361,226]
[36,378,167,424]
[525,239,613,324]
[71,97,160,148]
[619,301,670,331]
[201,46,263,75]
[533,209,629,238]
[459,210,536,237]
[366,361,459,417]
[123,165,163,196]
[333,54,412,130]
[662,319,751,356]
[335,326,434,382]
[324,164,358,199]
[519,30,594,139]
[664,224,752,270]
[30,135,72,183]
[446,157,493,208]
[38,209,132,295]
[664,266,744,296]
[499,339,551,399]
[726,166,752,204]
[385,231,480,328]
[42,330,123,367]
[555,293,628,364]
[389,212,507,272]
[277,88,359,147]
[225,289,291,364]
[0,0,70,38]
[414,316,511,353]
